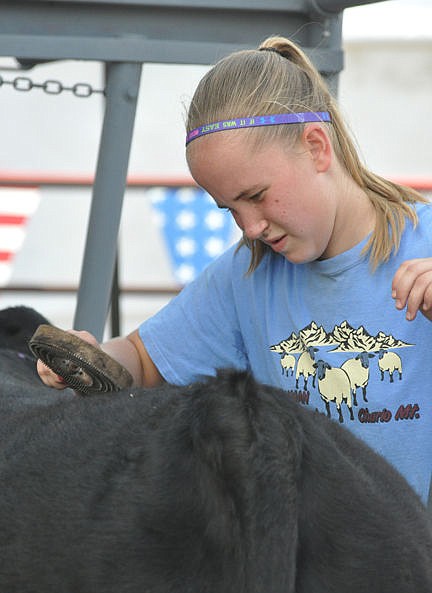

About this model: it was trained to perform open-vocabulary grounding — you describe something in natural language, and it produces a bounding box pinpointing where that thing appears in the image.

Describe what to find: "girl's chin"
[265,236,325,264]
[280,247,323,265]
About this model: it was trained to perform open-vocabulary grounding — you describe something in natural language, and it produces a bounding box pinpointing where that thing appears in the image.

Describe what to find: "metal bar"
[42,0,306,9]
[309,0,388,14]
[0,34,343,74]
[73,61,142,340]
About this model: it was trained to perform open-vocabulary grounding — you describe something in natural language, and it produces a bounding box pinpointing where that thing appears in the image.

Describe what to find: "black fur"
[0,305,50,352]
[0,307,431,592]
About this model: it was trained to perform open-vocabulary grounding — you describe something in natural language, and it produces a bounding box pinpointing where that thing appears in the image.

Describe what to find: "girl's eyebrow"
[233,186,263,202]
[215,185,265,208]
[233,189,251,201]
[214,190,250,208]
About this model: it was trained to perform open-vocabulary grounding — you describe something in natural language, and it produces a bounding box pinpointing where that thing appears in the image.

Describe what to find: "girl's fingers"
[392,259,432,321]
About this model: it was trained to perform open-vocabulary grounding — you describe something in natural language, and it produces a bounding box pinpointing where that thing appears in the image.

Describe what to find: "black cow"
[0,306,431,593]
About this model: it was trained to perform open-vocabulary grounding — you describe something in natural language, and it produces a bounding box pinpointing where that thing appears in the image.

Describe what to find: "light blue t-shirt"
[140,203,432,502]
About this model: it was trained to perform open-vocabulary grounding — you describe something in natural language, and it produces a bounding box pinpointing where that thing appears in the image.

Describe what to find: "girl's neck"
[325,172,376,259]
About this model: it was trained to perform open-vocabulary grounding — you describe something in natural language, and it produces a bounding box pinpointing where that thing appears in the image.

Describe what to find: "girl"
[38,36,432,503]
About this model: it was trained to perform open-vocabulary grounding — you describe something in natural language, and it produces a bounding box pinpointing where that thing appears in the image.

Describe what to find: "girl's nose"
[243,217,269,241]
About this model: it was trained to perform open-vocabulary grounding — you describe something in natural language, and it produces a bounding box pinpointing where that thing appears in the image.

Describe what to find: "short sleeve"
[138,245,249,385]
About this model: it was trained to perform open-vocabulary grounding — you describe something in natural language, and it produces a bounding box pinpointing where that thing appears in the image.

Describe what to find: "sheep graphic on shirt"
[314,359,354,423]
[378,349,403,383]
[295,346,318,390]
[280,353,295,376]
[341,352,375,406]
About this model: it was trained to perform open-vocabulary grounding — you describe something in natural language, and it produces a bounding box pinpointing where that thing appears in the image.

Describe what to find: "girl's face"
[187,125,343,264]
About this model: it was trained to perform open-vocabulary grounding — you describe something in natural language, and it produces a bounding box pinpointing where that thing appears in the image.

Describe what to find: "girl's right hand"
[36,329,101,390]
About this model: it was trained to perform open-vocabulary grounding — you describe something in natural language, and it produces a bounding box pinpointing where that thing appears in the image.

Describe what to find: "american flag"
[0,187,40,286]
[149,186,238,285]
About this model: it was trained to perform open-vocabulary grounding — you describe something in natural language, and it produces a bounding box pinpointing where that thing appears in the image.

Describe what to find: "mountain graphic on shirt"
[270,320,413,355]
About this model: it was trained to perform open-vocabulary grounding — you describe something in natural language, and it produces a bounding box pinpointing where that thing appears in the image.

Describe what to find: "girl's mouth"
[267,235,287,252]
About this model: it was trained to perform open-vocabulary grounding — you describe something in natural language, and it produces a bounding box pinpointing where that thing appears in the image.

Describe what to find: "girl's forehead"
[188,134,299,202]
[188,133,259,176]
[187,130,278,168]
[187,128,247,155]
[187,138,253,199]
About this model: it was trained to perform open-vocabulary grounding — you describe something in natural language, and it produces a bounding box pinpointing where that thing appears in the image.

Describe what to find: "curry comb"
[28,324,133,395]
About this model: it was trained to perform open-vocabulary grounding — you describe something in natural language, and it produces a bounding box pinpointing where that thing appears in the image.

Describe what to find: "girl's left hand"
[392,258,432,322]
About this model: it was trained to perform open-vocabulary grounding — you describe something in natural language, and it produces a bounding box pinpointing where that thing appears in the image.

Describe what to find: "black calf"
[0,307,431,592]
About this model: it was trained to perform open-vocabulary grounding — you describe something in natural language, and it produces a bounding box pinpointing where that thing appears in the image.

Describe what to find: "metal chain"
[0,74,105,97]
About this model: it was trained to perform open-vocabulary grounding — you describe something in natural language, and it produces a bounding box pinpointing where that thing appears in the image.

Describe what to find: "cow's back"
[0,351,431,593]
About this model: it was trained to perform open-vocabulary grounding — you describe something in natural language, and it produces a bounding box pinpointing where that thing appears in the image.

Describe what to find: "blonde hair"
[186,36,427,273]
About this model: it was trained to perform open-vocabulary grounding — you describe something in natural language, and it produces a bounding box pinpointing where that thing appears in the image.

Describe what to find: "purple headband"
[185,111,331,145]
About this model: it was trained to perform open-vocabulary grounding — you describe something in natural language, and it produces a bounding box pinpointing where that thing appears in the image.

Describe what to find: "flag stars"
[175,263,197,284]
[204,237,225,257]
[204,210,226,231]
[150,186,235,285]
[176,187,197,204]
[176,209,197,230]
[175,237,197,257]
[148,186,167,204]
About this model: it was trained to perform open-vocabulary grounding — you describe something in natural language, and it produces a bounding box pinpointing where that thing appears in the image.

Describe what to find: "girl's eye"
[248,191,263,202]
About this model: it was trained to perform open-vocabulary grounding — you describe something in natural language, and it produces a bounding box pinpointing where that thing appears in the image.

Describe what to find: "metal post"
[73,61,141,340]
[110,250,121,337]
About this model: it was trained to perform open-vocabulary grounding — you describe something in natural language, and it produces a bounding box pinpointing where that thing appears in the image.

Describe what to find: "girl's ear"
[301,123,332,173]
